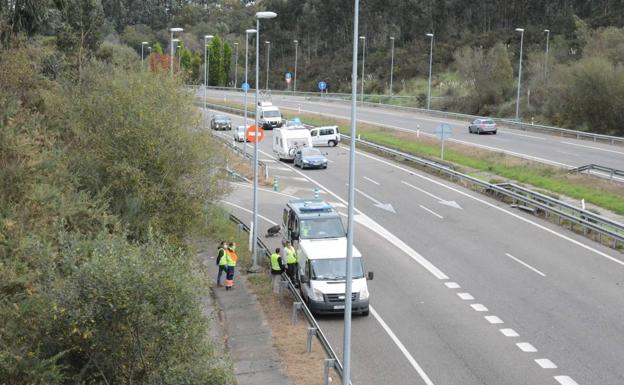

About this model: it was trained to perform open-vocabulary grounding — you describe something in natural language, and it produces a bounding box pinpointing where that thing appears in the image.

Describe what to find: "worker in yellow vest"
[283,240,298,286]
[216,241,227,287]
[270,247,284,293]
[225,242,238,290]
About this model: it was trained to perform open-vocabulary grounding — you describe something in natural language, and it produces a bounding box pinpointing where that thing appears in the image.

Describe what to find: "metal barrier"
[571,164,624,181]
[226,213,347,384]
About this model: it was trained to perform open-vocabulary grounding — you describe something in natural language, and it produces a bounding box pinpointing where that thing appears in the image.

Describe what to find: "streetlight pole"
[389,36,395,95]
[169,27,183,76]
[141,41,148,69]
[293,39,299,93]
[344,1,361,384]
[177,44,182,68]
[234,42,239,88]
[544,29,550,78]
[244,28,256,159]
[204,35,213,130]
[265,41,271,91]
[251,11,277,273]
[515,28,525,121]
[359,36,365,103]
[426,33,434,110]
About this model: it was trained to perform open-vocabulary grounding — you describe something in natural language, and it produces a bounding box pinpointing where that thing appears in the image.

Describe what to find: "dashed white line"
[505,253,547,277]
[444,282,461,289]
[220,201,278,225]
[499,328,519,337]
[554,375,579,385]
[470,304,488,312]
[363,176,380,185]
[419,205,444,219]
[535,359,557,369]
[401,180,444,201]
[457,292,474,300]
[502,131,547,140]
[485,316,504,324]
[561,141,624,155]
[516,342,537,352]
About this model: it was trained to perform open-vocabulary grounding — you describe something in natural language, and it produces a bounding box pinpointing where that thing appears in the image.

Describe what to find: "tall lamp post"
[141,41,148,68]
[233,42,239,88]
[265,41,271,91]
[169,27,183,76]
[251,11,277,273]
[293,39,299,93]
[544,29,550,78]
[244,28,257,159]
[389,36,395,95]
[177,44,182,68]
[203,35,214,130]
[359,35,365,103]
[515,28,525,121]
[426,33,434,110]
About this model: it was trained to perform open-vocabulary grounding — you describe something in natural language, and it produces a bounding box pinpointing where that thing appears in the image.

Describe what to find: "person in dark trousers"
[224,242,238,290]
[270,247,284,293]
[283,240,298,286]
[216,241,227,287]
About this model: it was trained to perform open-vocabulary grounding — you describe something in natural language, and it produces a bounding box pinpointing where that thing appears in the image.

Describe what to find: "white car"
[234,125,249,142]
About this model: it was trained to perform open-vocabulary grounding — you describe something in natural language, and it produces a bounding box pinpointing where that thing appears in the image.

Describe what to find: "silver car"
[234,125,248,142]
[468,118,497,135]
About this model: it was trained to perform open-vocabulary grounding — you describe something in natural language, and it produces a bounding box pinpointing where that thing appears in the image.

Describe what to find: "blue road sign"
[435,123,452,140]
[285,72,292,80]
[318,81,327,91]
[241,82,250,92]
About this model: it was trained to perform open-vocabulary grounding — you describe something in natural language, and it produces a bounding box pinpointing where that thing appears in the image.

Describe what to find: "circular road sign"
[246,125,264,143]
[318,81,327,91]
[241,82,250,92]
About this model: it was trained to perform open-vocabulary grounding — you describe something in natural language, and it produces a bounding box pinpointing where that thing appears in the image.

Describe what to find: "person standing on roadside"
[270,247,284,293]
[216,241,227,287]
[283,240,298,285]
[224,242,238,290]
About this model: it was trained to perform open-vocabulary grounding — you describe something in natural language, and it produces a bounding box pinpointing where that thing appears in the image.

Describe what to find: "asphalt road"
[203,88,624,173]
[208,109,624,385]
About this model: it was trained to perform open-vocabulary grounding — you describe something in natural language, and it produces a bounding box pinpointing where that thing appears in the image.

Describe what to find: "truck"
[273,124,313,161]
[281,199,373,316]
[257,102,283,129]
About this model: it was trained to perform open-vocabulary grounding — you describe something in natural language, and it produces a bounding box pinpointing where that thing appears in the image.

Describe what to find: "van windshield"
[300,217,345,239]
[263,110,280,117]
[311,258,364,280]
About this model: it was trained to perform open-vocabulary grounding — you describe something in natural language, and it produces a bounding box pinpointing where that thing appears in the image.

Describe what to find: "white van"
[273,127,312,161]
[310,126,340,147]
[257,102,283,129]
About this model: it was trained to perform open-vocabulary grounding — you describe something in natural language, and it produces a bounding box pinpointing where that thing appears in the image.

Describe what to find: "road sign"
[435,123,452,140]
[285,72,292,84]
[246,125,264,143]
[241,82,250,92]
[318,81,327,91]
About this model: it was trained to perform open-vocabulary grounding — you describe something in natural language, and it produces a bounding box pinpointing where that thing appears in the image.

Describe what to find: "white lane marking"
[516,342,537,352]
[500,328,519,337]
[555,150,580,157]
[457,292,474,300]
[502,131,547,140]
[445,282,461,289]
[352,149,624,268]
[261,158,277,163]
[354,188,397,213]
[401,180,443,201]
[505,253,547,277]
[231,182,299,199]
[470,304,488,312]
[535,358,557,369]
[277,176,309,182]
[220,201,278,225]
[270,166,294,172]
[554,375,579,385]
[370,306,436,385]
[485,316,504,324]
[363,176,380,185]
[561,141,624,155]
[328,201,347,208]
[419,205,444,219]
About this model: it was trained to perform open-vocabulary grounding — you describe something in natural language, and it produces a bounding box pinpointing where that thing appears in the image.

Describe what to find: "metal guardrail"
[227,213,347,383]
[571,164,624,181]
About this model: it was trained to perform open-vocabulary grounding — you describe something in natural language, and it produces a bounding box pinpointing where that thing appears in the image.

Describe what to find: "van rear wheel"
[329,140,337,147]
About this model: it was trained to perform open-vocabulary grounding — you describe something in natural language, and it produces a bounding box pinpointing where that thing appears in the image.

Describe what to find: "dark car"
[294,147,328,169]
[468,118,497,134]
[210,114,232,130]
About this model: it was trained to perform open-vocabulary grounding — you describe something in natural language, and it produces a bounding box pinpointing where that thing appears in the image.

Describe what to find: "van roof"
[299,238,362,260]
[288,199,340,219]
[259,101,273,106]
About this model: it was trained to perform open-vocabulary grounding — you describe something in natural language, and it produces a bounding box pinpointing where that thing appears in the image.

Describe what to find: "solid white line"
[457,292,474,300]
[220,200,278,225]
[470,304,488,312]
[402,180,443,201]
[370,306,435,385]
[535,358,557,369]
[363,176,380,185]
[444,282,461,289]
[554,375,579,385]
[505,253,547,277]
[561,141,624,155]
[516,342,537,352]
[500,328,519,337]
[231,182,299,199]
[270,166,294,172]
[419,205,444,219]
[485,316,504,324]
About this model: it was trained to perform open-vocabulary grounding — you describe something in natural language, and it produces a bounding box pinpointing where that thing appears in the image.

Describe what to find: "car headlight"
[360,286,369,300]
[310,288,324,301]
[303,160,310,164]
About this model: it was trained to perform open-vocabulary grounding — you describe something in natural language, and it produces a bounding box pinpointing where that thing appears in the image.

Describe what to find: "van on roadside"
[310,125,340,147]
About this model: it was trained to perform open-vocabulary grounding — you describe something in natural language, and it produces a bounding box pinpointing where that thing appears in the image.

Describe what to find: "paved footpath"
[199,243,291,385]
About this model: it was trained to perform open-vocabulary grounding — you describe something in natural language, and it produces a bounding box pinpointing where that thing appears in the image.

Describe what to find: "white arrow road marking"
[354,188,396,213]
[402,180,462,210]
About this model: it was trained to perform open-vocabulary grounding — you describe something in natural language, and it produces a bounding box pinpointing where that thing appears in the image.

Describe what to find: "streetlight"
[389,36,395,95]
[169,27,183,76]
[515,28,525,121]
[203,35,214,130]
[293,39,299,93]
[251,11,277,273]
[171,38,180,73]
[147,46,152,69]
[426,33,434,110]
[233,42,239,88]
[141,41,148,68]
[544,29,550,78]
[265,41,271,91]
[244,29,257,159]
[359,36,365,103]
[177,44,182,68]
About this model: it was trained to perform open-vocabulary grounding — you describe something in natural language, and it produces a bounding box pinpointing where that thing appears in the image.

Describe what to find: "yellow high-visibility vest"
[286,246,297,264]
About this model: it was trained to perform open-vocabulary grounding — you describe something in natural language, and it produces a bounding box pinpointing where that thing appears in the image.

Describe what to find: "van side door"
[310,128,321,146]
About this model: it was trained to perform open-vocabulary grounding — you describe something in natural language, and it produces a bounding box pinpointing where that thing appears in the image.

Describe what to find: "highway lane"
[203,88,624,172]
[209,110,624,384]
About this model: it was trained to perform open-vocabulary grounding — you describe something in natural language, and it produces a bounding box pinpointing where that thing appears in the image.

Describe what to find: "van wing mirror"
[367,271,374,280]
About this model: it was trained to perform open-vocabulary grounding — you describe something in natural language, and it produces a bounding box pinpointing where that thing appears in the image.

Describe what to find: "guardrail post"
[292,302,302,325]
[279,279,287,304]
[237,223,244,238]
[323,358,335,385]
[306,327,317,353]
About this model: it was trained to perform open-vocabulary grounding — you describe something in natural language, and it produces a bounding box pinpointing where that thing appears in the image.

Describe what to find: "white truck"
[273,125,313,161]
[257,102,283,129]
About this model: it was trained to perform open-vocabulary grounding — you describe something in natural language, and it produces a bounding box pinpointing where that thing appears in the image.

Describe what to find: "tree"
[152,41,163,54]
[223,41,232,86]
[208,35,224,86]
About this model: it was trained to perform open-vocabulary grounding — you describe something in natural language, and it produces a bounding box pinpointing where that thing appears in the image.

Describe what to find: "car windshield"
[263,110,280,117]
[300,217,344,239]
[311,258,364,280]
[214,116,229,122]
[301,148,322,157]
[237,126,246,132]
